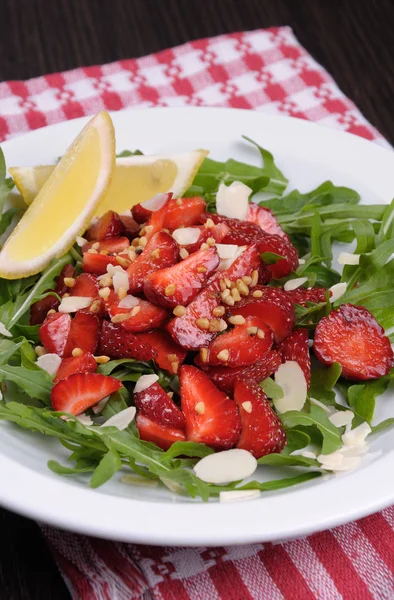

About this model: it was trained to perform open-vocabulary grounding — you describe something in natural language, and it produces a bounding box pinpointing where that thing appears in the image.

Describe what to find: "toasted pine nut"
[231,287,241,302]
[94,355,110,364]
[139,236,148,248]
[200,243,209,251]
[228,315,246,326]
[171,361,179,374]
[131,306,141,316]
[200,348,208,363]
[195,318,210,330]
[212,306,225,317]
[179,248,189,260]
[89,300,102,313]
[242,275,252,286]
[204,218,214,229]
[197,265,207,273]
[151,248,161,260]
[173,305,186,317]
[116,256,131,268]
[252,289,263,298]
[165,283,176,296]
[247,326,258,335]
[257,328,265,339]
[195,401,205,414]
[64,277,75,288]
[99,287,111,300]
[117,287,127,300]
[72,347,84,357]
[251,270,259,287]
[111,312,132,323]
[223,296,235,306]
[217,349,229,362]
[35,346,46,357]
[99,276,112,288]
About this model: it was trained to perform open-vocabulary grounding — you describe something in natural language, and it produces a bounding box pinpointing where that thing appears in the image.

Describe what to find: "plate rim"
[1,106,394,546]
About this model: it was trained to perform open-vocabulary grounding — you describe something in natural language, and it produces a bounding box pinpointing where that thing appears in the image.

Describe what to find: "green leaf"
[309,362,342,403]
[372,418,394,434]
[260,377,284,400]
[0,364,53,402]
[236,471,321,492]
[347,378,390,424]
[48,459,97,475]
[280,405,342,455]
[162,442,214,461]
[258,453,319,468]
[377,198,394,242]
[282,429,311,454]
[90,449,122,488]
[116,149,143,157]
[310,212,322,258]
[97,358,152,376]
[0,148,15,214]
[260,251,284,265]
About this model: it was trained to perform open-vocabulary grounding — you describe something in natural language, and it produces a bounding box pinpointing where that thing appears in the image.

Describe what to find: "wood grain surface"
[0,0,393,598]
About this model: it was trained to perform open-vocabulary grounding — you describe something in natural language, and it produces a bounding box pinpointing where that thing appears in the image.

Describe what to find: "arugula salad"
[0,135,393,502]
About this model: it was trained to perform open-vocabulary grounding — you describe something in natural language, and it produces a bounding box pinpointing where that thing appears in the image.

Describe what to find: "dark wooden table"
[1,0,393,598]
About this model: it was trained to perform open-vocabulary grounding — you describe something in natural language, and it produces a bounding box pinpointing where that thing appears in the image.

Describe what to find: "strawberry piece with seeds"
[167,244,260,349]
[65,310,100,357]
[180,365,241,450]
[181,223,230,254]
[200,351,281,395]
[164,196,206,230]
[127,231,179,294]
[39,312,71,357]
[234,378,286,458]
[54,352,97,383]
[200,212,263,246]
[131,203,153,224]
[82,252,119,275]
[82,236,130,254]
[106,292,168,332]
[71,273,100,299]
[202,317,273,367]
[278,328,311,387]
[258,234,298,279]
[314,304,393,380]
[51,372,122,415]
[86,210,124,241]
[233,286,295,343]
[247,203,287,238]
[99,321,157,361]
[136,414,186,450]
[144,195,171,241]
[134,382,186,429]
[144,246,219,309]
[136,329,187,374]
[30,264,75,325]
[285,287,329,307]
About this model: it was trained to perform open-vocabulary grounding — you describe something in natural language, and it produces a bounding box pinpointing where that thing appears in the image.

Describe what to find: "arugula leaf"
[372,418,394,434]
[260,377,284,400]
[260,252,284,265]
[117,149,143,157]
[258,453,319,468]
[90,449,123,488]
[309,362,342,404]
[282,429,311,453]
[345,378,390,424]
[0,364,53,403]
[48,459,97,475]
[162,442,214,461]
[0,149,15,214]
[280,405,342,455]
[236,471,321,492]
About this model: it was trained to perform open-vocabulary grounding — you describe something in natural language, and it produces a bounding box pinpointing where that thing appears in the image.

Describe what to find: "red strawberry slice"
[127,231,179,294]
[232,287,295,343]
[71,273,100,298]
[54,353,97,383]
[86,210,124,241]
[164,196,206,230]
[180,365,241,449]
[200,212,263,246]
[200,351,281,395]
[134,382,186,429]
[99,321,157,362]
[144,246,219,309]
[136,414,186,450]
[119,213,139,235]
[51,373,122,415]
[144,195,171,241]
[180,223,231,254]
[136,329,187,374]
[106,292,168,332]
[285,287,329,307]
[314,304,393,380]
[258,234,298,279]
[131,203,153,224]
[82,252,119,275]
[39,312,71,357]
[202,317,273,367]
[30,264,75,326]
[247,203,287,238]
[82,237,130,254]
[278,328,311,387]
[167,244,260,349]
[66,310,100,357]
[234,378,286,458]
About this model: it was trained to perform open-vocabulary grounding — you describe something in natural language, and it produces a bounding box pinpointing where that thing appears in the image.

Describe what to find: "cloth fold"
[2,26,394,599]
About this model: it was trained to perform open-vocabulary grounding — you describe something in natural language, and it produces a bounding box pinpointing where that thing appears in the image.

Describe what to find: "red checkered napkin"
[2,26,394,600]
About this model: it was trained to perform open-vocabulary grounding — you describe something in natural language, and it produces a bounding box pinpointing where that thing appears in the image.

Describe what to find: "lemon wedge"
[10,150,208,217]
[0,111,115,279]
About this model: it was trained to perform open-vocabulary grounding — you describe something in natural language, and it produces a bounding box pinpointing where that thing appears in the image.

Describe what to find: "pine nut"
[225,277,233,289]
[223,296,235,306]
[247,326,258,335]
[206,237,216,246]
[195,318,210,330]
[92,242,100,250]
[197,265,207,273]
[242,401,253,413]
[139,236,148,248]
[219,279,227,292]
[173,305,186,317]
[221,289,230,300]
[47,309,57,316]
[200,243,209,250]
[200,348,208,363]
[219,319,228,331]
[89,300,102,313]
[179,248,189,259]
[209,319,221,332]
[87,248,98,254]
[151,248,161,260]
[217,349,230,362]
[116,256,130,268]
[165,283,176,296]
[251,270,259,287]
[252,289,263,298]
[195,401,205,414]
[228,315,245,326]
[257,328,265,339]
[131,306,141,316]
[212,306,225,317]
[94,355,110,364]
[236,279,249,296]
[242,275,252,286]
[35,346,46,357]
[132,238,140,247]
[99,276,112,288]
[231,287,241,302]
[99,287,111,300]
[64,277,75,288]
[117,287,127,300]
[171,361,179,374]
[204,218,214,229]
[176,198,183,206]
[72,347,84,357]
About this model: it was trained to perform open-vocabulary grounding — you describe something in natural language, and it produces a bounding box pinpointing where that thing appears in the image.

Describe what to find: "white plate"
[0,107,393,546]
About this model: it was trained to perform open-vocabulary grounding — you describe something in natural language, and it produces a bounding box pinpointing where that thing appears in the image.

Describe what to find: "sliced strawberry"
[234,378,286,458]
[51,373,122,415]
[285,287,329,307]
[86,210,124,241]
[136,329,187,374]
[180,365,241,449]
[119,212,140,235]
[167,245,260,349]
[247,203,287,238]
[314,304,393,380]
[39,312,71,357]
[127,231,179,294]
[82,252,119,275]
[82,237,130,254]
[164,196,206,230]
[144,195,171,241]
[131,193,172,225]
[258,234,298,279]
[99,321,157,361]
[180,222,231,254]
[131,202,153,224]
[30,264,75,326]
[134,382,186,429]
[200,351,281,395]
[54,353,97,383]
[106,292,168,332]
[136,414,186,450]
[66,310,100,357]
[202,317,273,367]
[200,212,263,246]
[71,273,100,298]
[144,246,219,309]
[232,287,295,343]
[278,328,311,387]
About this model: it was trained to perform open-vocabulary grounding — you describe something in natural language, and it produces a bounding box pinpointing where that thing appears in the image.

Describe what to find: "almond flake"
[118,295,140,309]
[342,422,371,448]
[283,277,308,292]
[101,407,136,431]
[215,244,239,260]
[329,282,347,303]
[76,236,88,247]
[338,252,360,265]
[329,410,354,428]
[216,181,251,221]
[274,361,307,414]
[219,490,261,503]
[172,227,201,246]
[141,193,168,211]
[217,245,246,271]
[194,449,257,484]
[36,353,61,377]
[58,296,93,313]
[134,374,159,394]
[112,269,130,294]
[0,321,12,338]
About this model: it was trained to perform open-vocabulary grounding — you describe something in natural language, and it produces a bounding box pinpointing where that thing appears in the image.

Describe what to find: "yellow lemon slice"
[0,111,115,279]
[10,150,208,217]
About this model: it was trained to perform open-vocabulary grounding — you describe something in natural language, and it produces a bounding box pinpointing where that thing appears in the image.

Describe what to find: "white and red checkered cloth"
[2,26,394,599]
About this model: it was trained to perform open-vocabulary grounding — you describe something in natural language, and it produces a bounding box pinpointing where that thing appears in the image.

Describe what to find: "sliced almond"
[193,448,257,484]
[134,374,159,394]
[273,361,307,414]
